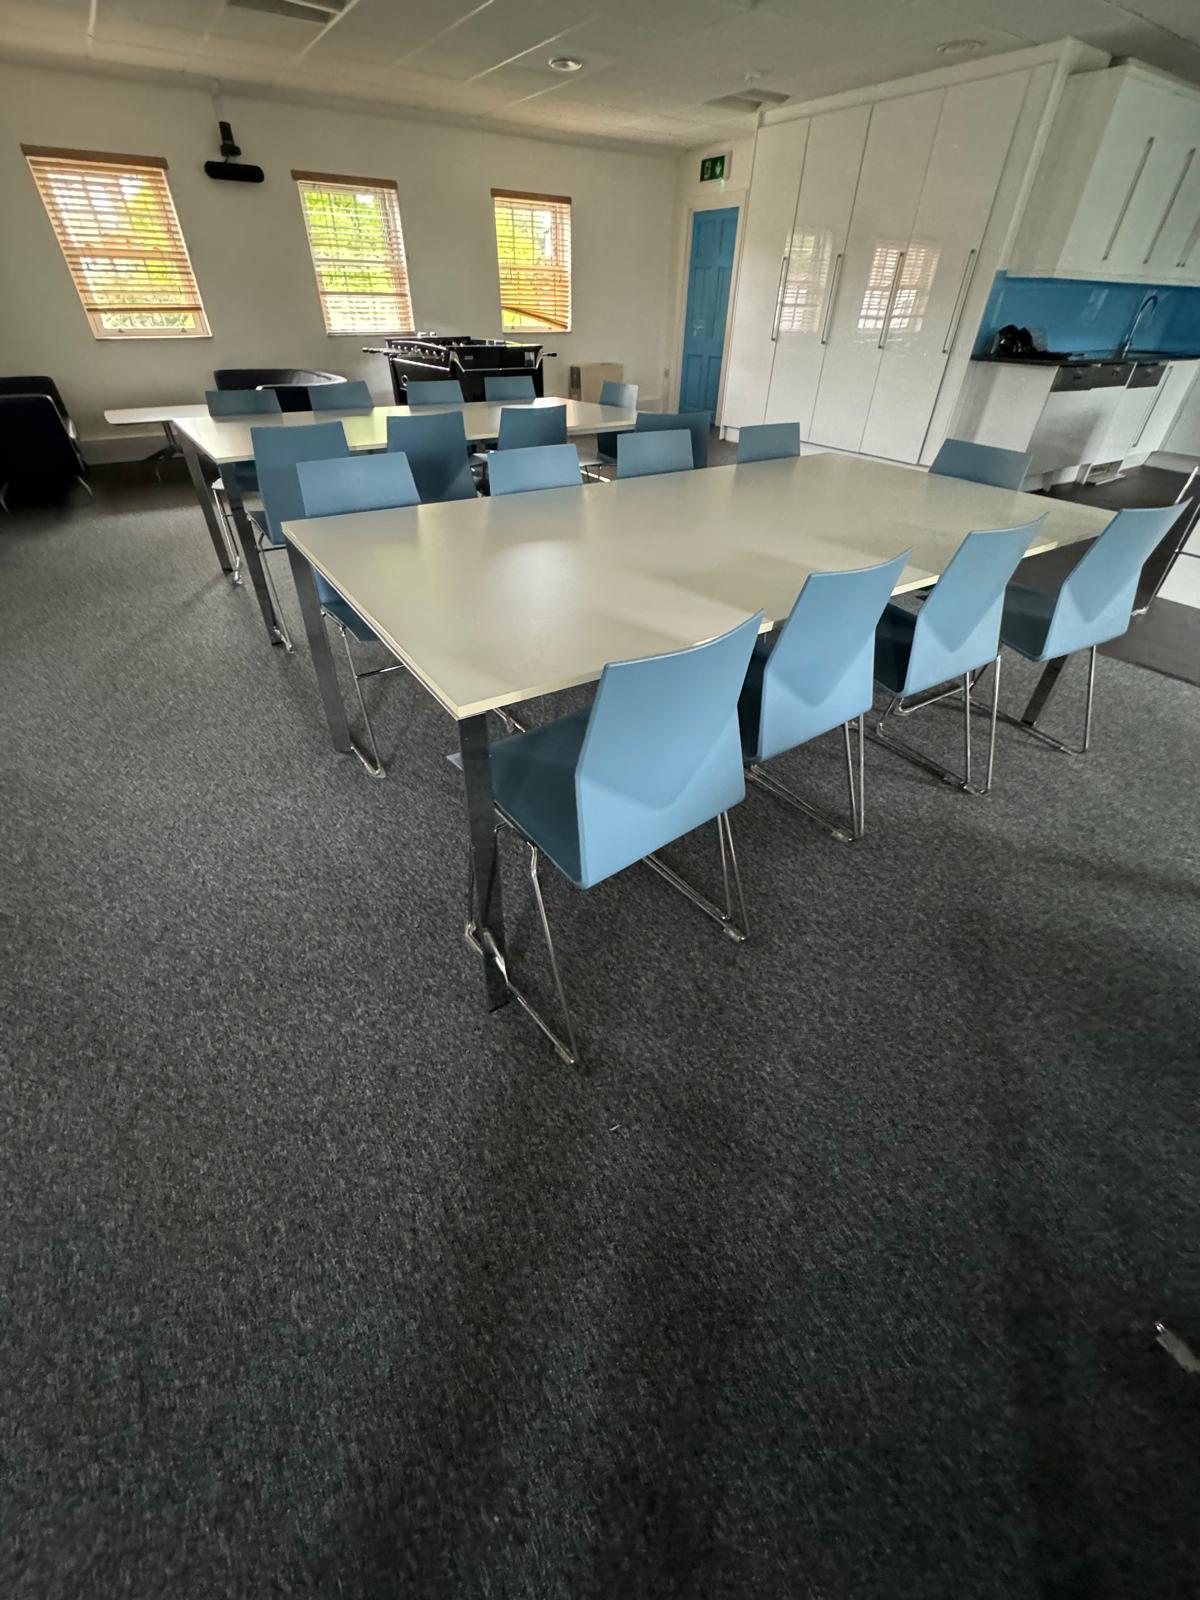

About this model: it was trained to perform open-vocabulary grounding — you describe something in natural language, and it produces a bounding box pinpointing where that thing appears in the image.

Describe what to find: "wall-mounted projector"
[204,121,264,184]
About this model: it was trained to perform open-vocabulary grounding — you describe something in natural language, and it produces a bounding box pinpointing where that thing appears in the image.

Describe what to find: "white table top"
[105,403,211,425]
[282,453,1111,721]
[115,398,637,458]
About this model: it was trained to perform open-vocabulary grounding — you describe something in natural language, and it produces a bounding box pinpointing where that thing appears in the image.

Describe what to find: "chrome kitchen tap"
[1118,292,1159,359]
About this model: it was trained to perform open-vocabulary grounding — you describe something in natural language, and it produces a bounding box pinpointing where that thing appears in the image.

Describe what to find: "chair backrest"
[737,421,801,464]
[406,379,464,406]
[308,379,373,412]
[0,375,69,425]
[599,380,638,409]
[616,429,694,479]
[250,421,350,542]
[904,518,1043,693]
[205,387,282,418]
[634,409,711,468]
[1042,504,1185,657]
[296,452,420,605]
[497,404,567,451]
[0,394,80,490]
[488,443,581,497]
[484,374,536,402]
[753,552,911,762]
[385,411,476,503]
[572,612,763,888]
[930,438,1031,491]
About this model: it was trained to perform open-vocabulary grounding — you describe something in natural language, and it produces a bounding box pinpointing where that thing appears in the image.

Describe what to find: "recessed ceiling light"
[548,56,584,72]
[936,38,984,54]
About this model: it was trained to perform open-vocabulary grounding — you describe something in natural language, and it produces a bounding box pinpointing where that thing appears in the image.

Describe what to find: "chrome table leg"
[179,433,236,579]
[459,713,510,1012]
[224,468,291,648]
[1020,654,1067,728]
[285,544,381,776]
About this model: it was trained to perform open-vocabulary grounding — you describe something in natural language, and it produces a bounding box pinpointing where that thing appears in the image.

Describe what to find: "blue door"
[679,206,738,413]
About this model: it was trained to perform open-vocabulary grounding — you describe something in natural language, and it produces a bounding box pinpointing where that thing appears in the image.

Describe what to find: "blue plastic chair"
[205,388,281,417]
[308,379,373,412]
[589,379,640,473]
[497,404,567,450]
[737,422,801,464]
[295,452,420,774]
[873,517,1043,793]
[251,421,350,545]
[930,438,1030,490]
[634,410,711,469]
[740,552,910,841]
[488,443,581,497]
[484,374,536,402]
[997,503,1182,754]
[406,379,463,406]
[479,610,763,1061]
[616,429,693,479]
[385,411,476,503]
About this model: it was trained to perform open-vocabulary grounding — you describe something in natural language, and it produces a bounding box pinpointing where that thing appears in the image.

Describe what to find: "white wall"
[0,61,679,455]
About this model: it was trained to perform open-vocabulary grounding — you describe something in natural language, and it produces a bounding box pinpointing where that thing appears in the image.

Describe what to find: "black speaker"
[205,160,265,183]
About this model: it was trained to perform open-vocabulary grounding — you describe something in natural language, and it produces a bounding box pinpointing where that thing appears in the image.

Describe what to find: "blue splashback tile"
[974,273,1200,357]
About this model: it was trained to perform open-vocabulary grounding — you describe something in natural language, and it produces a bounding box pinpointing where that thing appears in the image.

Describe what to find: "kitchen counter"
[973,351,1192,368]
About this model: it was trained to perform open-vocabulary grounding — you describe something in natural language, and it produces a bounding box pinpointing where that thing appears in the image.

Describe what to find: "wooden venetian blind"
[293,171,414,335]
[23,146,209,338]
[491,189,572,333]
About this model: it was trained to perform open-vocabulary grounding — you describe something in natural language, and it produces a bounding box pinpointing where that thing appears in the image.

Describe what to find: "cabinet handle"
[942,246,979,355]
[820,252,844,346]
[1144,147,1195,265]
[1102,137,1154,262]
[770,251,790,342]
[1178,208,1200,269]
[878,249,906,350]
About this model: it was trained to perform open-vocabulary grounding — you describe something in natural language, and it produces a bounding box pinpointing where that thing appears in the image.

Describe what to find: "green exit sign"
[699,153,727,183]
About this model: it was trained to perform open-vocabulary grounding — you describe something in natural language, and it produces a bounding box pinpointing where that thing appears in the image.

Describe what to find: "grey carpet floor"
[2,468,1199,1600]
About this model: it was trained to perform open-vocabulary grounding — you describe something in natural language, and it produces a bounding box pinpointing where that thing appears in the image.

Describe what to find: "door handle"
[820,252,844,346]
[942,246,979,354]
[1102,137,1154,262]
[1145,147,1195,265]
[878,249,906,350]
[770,250,790,342]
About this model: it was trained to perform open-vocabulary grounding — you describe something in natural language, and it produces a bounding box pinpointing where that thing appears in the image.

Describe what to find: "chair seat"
[323,597,378,643]
[489,712,589,887]
[999,583,1058,661]
[249,507,285,547]
[874,603,916,694]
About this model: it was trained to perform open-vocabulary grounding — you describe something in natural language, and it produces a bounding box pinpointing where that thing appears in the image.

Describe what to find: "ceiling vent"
[228,0,347,22]
[706,87,790,114]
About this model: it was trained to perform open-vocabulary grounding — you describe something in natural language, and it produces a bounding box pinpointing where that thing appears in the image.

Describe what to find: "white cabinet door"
[860,72,1029,463]
[1141,95,1200,283]
[763,104,870,438]
[807,90,944,453]
[719,118,809,429]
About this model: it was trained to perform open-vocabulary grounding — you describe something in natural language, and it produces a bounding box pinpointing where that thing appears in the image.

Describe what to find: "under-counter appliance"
[363,334,550,404]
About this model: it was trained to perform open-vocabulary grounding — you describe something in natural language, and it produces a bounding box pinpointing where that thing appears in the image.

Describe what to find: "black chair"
[213,368,345,413]
[0,394,89,509]
[0,375,76,436]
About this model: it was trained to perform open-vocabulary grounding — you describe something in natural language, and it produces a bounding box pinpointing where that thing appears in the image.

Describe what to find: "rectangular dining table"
[281,452,1112,1013]
[143,399,639,645]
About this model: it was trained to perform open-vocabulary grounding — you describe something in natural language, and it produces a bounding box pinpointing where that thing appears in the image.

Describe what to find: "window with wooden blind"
[491,189,572,333]
[23,146,209,338]
[293,171,414,335]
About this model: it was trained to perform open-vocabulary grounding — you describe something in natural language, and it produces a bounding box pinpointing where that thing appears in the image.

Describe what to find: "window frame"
[292,169,415,337]
[23,144,210,340]
[490,188,573,336]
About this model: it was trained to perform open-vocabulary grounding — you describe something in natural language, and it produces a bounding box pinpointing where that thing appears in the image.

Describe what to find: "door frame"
[667,190,747,425]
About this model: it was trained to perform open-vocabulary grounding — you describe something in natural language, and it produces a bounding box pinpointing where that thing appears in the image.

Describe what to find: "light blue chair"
[488,443,581,497]
[997,503,1182,754]
[616,429,694,479]
[246,421,350,652]
[484,374,536,402]
[737,422,801,464]
[406,379,463,406]
[634,410,711,469]
[473,611,763,1061]
[205,388,281,418]
[385,411,476,503]
[740,552,910,841]
[296,452,420,775]
[930,438,1031,490]
[873,517,1043,793]
[308,379,373,412]
[585,380,640,476]
[203,388,282,573]
[496,403,567,450]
